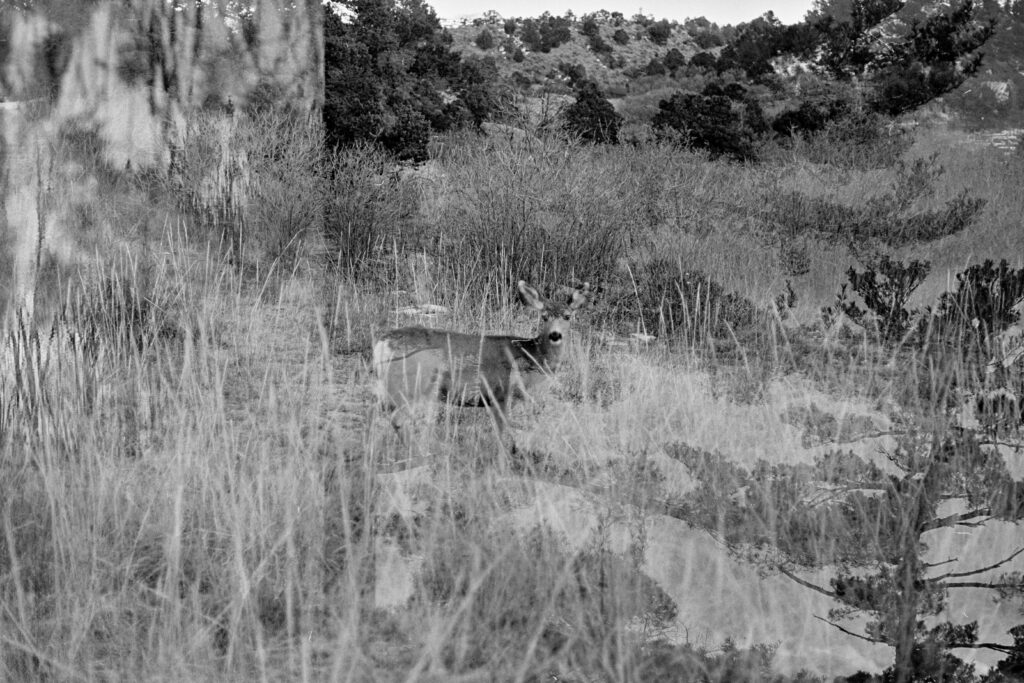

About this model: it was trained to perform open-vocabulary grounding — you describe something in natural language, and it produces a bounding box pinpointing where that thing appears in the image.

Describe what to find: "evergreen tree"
[663,48,686,73]
[647,18,672,45]
[690,51,717,70]
[474,28,494,50]
[580,14,599,37]
[653,86,763,161]
[563,80,622,144]
[667,430,1024,683]
[323,0,502,161]
[520,18,542,51]
[806,0,996,114]
[645,58,666,76]
[715,12,786,79]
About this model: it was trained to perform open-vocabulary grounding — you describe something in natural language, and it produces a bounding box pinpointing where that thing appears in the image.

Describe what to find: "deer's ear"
[569,282,590,310]
[518,280,547,311]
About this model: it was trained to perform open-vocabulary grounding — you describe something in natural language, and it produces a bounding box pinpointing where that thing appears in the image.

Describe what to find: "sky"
[428,1,818,26]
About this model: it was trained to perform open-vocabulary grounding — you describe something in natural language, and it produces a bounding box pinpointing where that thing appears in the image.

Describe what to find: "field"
[2,112,1024,681]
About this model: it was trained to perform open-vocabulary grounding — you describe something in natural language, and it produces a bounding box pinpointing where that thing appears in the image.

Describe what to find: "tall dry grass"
[2,113,1023,681]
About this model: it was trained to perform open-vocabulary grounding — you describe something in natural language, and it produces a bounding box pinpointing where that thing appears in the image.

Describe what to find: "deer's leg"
[487,399,508,431]
[389,404,414,439]
[487,399,518,453]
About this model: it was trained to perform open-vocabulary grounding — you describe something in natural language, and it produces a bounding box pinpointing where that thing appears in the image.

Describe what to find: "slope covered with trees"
[325,0,1020,164]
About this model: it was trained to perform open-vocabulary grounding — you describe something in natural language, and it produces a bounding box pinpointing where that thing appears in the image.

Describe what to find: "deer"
[372,280,589,443]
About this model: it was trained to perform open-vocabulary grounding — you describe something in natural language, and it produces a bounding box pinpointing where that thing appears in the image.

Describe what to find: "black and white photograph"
[1,0,1023,680]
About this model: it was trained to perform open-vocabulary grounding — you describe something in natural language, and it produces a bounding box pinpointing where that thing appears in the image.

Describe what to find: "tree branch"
[921,508,991,532]
[976,436,1024,450]
[777,565,840,599]
[814,615,886,644]
[947,641,1014,654]
[944,581,1024,590]
[928,547,1024,581]
[833,430,902,446]
[824,480,891,492]
[923,557,958,569]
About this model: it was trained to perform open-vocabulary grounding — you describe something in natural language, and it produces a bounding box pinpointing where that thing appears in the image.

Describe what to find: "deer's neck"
[516,335,561,370]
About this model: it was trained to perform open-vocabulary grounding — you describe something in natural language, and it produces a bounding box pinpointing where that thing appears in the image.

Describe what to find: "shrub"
[664,48,686,73]
[690,51,717,70]
[532,13,572,52]
[512,47,525,62]
[613,28,629,45]
[930,260,1024,365]
[722,82,748,100]
[652,91,760,161]
[647,19,672,45]
[823,256,931,344]
[321,144,420,277]
[581,15,599,37]
[772,98,846,137]
[559,61,587,85]
[170,111,327,265]
[456,56,508,126]
[589,34,612,55]
[769,155,986,257]
[594,258,763,342]
[503,18,516,35]
[323,2,469,157]
[475,29,494,50]
[937,260,1024,339]
[563,80,622,143]
[645,58,667,76]
[693,31,723,49]
[425,132,642,294]
[779,107,915,170]
[380,105,430,163]
[820,110,913,169]
[520,19,542,50]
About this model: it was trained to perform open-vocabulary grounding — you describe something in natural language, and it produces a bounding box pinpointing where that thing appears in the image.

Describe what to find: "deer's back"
[373,326,546,406]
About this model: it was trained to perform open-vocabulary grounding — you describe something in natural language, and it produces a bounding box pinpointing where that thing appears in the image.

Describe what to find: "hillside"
[448,12,721,101]
[446,4,1024,132]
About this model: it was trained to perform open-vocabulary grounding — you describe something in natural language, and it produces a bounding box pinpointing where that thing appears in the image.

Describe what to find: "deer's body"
[373,281,588,436]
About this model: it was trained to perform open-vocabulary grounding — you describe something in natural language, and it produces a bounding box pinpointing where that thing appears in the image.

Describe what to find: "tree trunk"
[893,548,919,683]
[893,459,939,683]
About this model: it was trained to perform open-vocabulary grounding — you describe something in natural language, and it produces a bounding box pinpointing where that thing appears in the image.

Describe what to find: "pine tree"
[323,0,502,160]
[806,0,996,114]
[667,430,1024,683]
[563,81,622,144]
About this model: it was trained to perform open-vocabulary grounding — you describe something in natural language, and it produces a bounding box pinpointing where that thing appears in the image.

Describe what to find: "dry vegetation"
[2,112,1024,681]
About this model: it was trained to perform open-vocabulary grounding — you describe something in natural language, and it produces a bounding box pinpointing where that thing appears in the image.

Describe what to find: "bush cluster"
[653,84,767,160]
[824,256,931,344]
[647,19,672,45]
[592,257,764,343]
[563,80,622,143]
[770,155,986,258]
[520,13,573,53]
[474,29,494,50]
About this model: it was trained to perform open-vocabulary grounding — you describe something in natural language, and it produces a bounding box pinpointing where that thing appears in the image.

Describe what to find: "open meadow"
[3,108,1024,682]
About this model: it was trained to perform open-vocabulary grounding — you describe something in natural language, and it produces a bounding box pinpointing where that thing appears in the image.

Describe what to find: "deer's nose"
[549,331,562,343]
